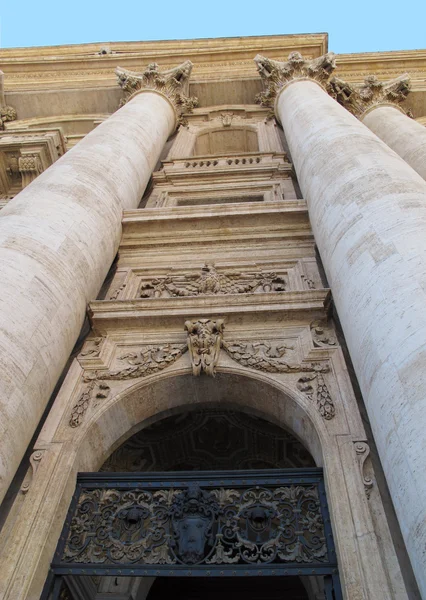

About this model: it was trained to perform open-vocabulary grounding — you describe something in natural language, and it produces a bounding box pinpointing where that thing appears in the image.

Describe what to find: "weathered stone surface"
[0,89,176,504]
[275,73,426,596]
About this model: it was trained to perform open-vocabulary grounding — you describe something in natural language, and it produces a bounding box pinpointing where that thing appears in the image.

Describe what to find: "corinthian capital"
[115,60,198,123]
[329,74,411,118]
[254,52,336,107]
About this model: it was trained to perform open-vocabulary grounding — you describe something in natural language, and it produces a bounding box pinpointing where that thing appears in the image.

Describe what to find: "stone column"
[331,73,426,181]
[255,51,426,596]
[0,61,196,503]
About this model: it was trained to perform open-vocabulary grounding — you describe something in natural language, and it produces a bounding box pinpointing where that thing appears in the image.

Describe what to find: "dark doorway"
[147,576,309,600]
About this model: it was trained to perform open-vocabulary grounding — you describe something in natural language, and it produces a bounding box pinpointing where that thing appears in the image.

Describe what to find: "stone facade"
[0,34,426,599]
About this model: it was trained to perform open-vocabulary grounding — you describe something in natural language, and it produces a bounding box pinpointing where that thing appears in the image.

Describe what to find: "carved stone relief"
[20,449,45,494]
[140,264,286,298]
[69,322,336,427]
[185,319,224,376]
[0,105,17,130]
[78,337,104,358]
[116,61,198,123]
[310,320,337,347]
[330,74,411,118]
[254,52,336,108]
[354,441,374,498]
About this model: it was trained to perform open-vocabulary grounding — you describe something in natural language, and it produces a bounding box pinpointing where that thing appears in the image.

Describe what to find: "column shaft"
[363,105,426,180]
[277,80,426,595]
[0,91,175,502]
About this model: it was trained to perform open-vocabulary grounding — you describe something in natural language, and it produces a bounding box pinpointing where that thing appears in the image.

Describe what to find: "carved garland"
[140,264,286,298]
[70,320,337,427]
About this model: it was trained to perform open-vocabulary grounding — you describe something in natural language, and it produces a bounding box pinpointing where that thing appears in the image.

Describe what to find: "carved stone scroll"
[185,319,224,376]
[354,441,374,498]
[140,264,286,298]
[21,450,45,494]
[115,61,198,122]
[254,52,336,108]
[330,74,411,118]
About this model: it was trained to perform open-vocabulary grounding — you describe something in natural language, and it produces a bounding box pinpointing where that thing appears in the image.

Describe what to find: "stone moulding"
[115,60,198,124]
[69,324,337,427]
[254,52,336,109]
[329,73,411,119]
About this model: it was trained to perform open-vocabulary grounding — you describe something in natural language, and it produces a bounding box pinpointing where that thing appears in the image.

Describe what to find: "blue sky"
[0,0,425,53]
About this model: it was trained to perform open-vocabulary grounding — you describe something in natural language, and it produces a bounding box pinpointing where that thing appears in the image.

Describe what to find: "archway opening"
[100,408,316,473]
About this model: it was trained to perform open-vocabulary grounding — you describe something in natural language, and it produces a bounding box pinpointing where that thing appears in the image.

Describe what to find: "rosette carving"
[330,74,411,118]
[254,52,336,108]
[115,60,198,124]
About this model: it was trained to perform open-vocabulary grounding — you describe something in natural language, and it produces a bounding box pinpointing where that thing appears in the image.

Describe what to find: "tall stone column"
[331,73,426,181]
[0,61,196,503]
[255,51,426,595]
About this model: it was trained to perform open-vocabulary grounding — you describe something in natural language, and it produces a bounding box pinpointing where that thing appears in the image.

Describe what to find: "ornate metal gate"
[43,469,342,599]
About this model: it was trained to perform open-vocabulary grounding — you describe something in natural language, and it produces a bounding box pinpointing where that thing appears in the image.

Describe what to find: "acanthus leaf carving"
[254,52,336,108]
[140,264,286,298]
[354,441,374,498]
[185,319,224,377]
[329,73,411,118]
[115,60,198,124]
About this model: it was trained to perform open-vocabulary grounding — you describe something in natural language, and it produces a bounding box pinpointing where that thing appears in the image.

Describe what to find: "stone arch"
[72,366,327,474]
[4,364,393,599]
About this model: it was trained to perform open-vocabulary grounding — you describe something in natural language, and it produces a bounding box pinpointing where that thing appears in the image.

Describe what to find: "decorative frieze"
[330,74,411,118]
[0,128,66,202]
[140,264,286,298]
[116,61,198,123]
[254,52,336,108]
[70,324,336,426]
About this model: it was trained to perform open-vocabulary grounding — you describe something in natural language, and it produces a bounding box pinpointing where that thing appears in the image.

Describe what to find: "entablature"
[88,289,331,334]
[0,127,66,205]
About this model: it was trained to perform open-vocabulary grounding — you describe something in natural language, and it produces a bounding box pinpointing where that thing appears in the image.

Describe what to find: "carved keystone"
[330,73,411,118]
[185,319,224,377]
[254,52,336,108]
[115,60,198,124]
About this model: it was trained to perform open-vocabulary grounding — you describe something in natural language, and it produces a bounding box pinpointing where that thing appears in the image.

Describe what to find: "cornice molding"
[254,52,336,109]
[115,60,198,122]
[330,73,411,118]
